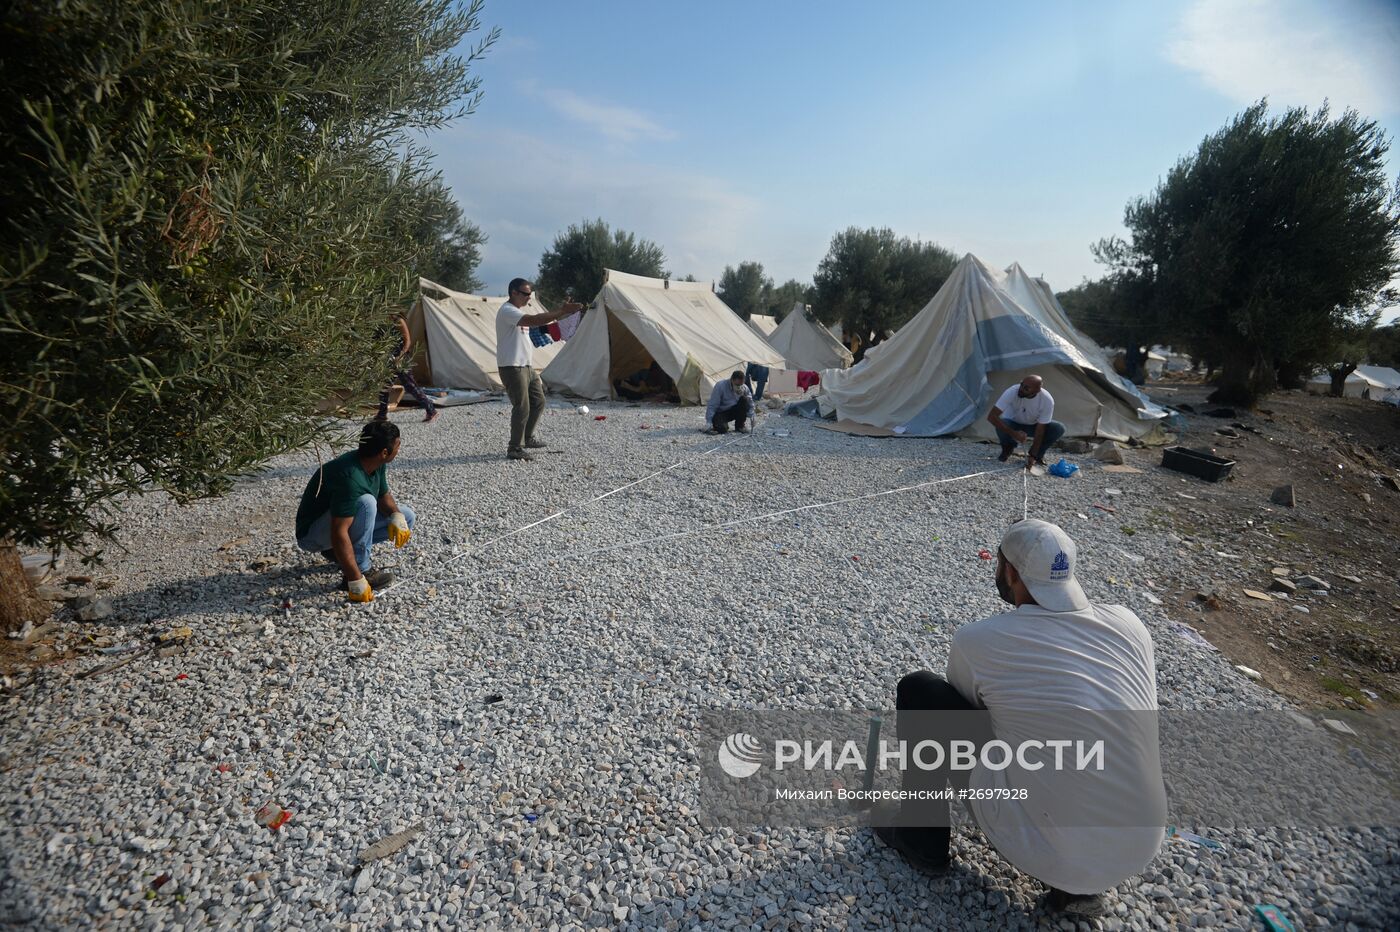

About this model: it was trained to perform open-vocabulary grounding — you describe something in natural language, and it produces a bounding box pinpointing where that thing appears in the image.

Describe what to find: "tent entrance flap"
[606,310,656,389]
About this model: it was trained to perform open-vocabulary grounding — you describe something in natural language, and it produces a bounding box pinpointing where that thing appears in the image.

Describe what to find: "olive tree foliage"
[535,219,667,305]
[717,261,772,318]
[812,227,956,353]
[0,0,496,564]
[764,279,814,320]
[1093,101,1400,406]
[416,178,487,293]
[1057,273,1159,383]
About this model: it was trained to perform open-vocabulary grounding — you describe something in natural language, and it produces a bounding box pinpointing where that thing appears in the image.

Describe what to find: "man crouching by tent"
[987,375,1065,469]
[873,519,1165,918]
[294,421,414,603]
[705,370,754,434]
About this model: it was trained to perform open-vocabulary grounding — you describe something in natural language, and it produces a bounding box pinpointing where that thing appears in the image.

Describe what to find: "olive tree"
[0,0,496,629]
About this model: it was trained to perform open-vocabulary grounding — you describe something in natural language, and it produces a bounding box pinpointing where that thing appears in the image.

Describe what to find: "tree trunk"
[0,540,48,635]
[1124,345,1147,385]
[1329,365,1357,397]
[1208,343,1264,407]
[1276,360,1307,390]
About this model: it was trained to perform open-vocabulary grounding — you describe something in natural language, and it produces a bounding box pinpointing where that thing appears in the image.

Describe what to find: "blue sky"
[428,0,1400,317]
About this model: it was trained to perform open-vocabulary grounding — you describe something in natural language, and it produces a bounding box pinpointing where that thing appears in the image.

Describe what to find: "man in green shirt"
[295,421,414,603]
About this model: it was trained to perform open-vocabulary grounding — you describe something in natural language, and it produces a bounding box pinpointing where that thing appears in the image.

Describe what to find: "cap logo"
[1049,550,1070,579]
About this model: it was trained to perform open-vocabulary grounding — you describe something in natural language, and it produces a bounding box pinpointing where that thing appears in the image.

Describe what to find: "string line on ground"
[434,464,1022,590]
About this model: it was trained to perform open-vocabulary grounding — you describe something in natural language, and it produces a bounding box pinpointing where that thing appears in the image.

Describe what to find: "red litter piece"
[978,548,992,560]
[594,415,607,421]
[215,763,232,773]
[254,803,293,832]
[175,673,189,681]
[851,555,860,562]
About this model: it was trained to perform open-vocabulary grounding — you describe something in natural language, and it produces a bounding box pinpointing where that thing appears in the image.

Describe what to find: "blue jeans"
[296,495,415,572]
[994,419,1065,459]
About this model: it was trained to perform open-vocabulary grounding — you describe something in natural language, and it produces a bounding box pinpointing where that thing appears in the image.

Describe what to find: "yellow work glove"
[387,511,411,548]
[347,577,374,603]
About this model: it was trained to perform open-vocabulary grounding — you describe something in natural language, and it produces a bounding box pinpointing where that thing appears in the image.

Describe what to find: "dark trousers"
[895,671,994,856]
[995,418,1066,461]
[500,365,545,452]
[377,368,435,419]
[746,364,770,402]
[712,402,750,433]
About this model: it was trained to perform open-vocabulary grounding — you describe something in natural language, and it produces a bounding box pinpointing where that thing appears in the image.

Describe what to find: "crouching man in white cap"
[875,519,1165,918]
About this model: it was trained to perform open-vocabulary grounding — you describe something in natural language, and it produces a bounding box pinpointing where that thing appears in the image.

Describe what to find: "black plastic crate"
[1161,446,1235,482]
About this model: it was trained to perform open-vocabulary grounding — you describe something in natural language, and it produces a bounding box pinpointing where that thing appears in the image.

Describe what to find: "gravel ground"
[2,398,1396,930]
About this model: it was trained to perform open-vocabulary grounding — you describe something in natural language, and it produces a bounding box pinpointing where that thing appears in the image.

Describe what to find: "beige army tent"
[815,254,1166,440]
[746,314,779,343]
[542,269,785,402]
[405,279,563,391]
[768,302,853,370]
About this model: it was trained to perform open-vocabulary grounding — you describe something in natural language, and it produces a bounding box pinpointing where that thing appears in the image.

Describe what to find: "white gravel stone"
[1,400,1393,929]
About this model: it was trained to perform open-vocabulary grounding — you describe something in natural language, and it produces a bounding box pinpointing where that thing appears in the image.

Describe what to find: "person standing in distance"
[496,279,582,461]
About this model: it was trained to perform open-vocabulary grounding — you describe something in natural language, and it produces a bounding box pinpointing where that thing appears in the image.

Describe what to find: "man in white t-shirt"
[496,278,582,461]
[875,519,1166,919]
[986,375,1066,469]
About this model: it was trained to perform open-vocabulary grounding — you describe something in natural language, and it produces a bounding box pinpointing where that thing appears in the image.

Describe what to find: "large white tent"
[768,302,854,371]
[1356,365,1400,404]
[814,254,1166,440]
[406,279,563,391]
[542,269,785,402]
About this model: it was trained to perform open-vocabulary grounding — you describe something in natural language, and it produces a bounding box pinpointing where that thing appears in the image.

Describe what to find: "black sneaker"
[524,437,547,449]
[1044,889,1108,918]
[872,824,951,876]
[997,444,1015,463]
[340,569,394,591]
[507,449,534,461]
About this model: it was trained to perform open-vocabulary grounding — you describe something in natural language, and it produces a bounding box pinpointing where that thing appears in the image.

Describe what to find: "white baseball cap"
[1000,519,1089,613]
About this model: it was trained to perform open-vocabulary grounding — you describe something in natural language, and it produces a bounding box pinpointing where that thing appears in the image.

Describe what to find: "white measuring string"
[1023,467,1030,521]
[375,431,744,601]
[436,464,1018,588]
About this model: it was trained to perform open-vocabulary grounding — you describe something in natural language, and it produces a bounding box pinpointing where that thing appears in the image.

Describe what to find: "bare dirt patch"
[1141,379,1400,709]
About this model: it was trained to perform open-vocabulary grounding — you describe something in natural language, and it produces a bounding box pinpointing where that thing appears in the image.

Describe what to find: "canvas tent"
[1356,365,1400,404]
[542,269,785,402]
[746,314,779,342]
[1306,366,1400,401]
[814,254,1166,440]
[767,302,854,371]
[405,279,563,391]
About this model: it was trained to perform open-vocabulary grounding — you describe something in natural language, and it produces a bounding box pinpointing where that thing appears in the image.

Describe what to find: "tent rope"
[374,431,745,603]
[433,465,1018,591]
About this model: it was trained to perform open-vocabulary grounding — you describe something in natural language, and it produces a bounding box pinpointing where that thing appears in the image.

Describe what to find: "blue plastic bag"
[1048,458,1079,478]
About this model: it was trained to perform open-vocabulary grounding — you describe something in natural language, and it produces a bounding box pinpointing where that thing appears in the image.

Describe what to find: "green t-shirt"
[295,451,389,539]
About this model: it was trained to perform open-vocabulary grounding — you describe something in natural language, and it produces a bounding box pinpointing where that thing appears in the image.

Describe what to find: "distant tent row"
[1306,366,1400,403]
[543,269,785,403]
[406,279,562,391]
[815,254,1167,440]
[409,257,1179,439]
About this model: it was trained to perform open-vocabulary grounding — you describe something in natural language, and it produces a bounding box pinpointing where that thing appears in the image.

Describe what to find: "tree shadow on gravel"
[83,561,340,629]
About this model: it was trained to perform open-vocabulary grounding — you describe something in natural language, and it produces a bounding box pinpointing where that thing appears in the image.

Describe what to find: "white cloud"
[437,126,758,293]
[530,87,677,144]
[1167,0,1400,115]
